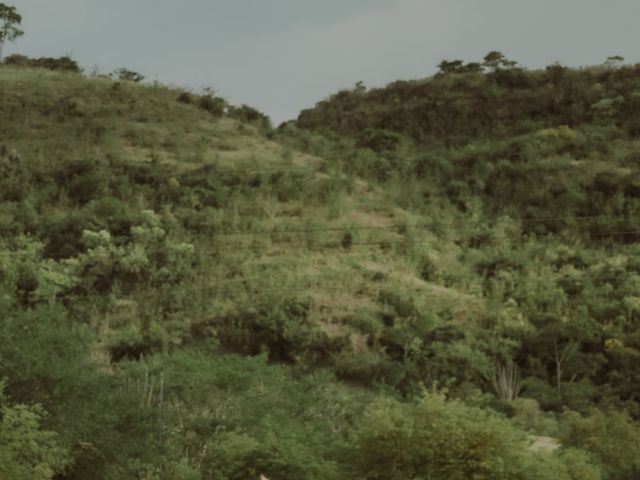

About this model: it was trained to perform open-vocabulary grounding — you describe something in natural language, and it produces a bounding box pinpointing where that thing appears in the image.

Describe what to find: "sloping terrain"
[1,62,640,479]
[0,66,484,376]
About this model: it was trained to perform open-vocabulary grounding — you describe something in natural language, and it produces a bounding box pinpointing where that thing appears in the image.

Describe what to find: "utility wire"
[0,214,636,258]
[203,229,640,253]
[124,270,639,311]
[185,214,628,237]
[1,225,640,259]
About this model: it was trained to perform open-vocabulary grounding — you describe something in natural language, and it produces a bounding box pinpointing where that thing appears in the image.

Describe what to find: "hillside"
[0,65,477,364]
[1,62,640,479]
[296,60,640,146]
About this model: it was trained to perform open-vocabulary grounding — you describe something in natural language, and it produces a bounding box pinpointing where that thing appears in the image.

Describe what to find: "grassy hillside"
[1,61,640,479]
[0,65,484,370]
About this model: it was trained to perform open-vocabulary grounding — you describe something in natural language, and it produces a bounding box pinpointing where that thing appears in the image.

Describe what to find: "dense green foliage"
[297,54,640,147]
[1,52,640,478]
[349,392,602,480]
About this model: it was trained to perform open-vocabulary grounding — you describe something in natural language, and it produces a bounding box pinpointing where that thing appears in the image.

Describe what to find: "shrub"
[228,104,272,130]
[3,54,80,72]
[0,388,67,480]
[1,53,29,66]
[622,151,640,166]
[112,67,145,82]
[333,350,405,386]
[0,306,166,479]
[348,392,595,480]
[176,91,192,104]
[356,129,404,153]
[560,408,640,480]
[199,95,226,116]
[211,298,339,364]
[509,397,560,436]
[340,229,354,250]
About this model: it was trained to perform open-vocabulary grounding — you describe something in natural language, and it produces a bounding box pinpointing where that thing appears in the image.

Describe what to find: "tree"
[483,50,517,72]
[0,381,67,480]
[0,3,23,62]
[437,59,465,75]
[604,55,624,69]
[112,67,145,82]
[463,62,483,74]
[353,80,366,94]
[560,408,640,479]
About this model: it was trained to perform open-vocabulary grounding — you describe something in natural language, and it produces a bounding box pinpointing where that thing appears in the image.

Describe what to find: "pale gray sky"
[7,0,640,123]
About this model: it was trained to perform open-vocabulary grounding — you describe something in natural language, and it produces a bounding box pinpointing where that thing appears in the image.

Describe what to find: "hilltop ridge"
[296,58,640,146]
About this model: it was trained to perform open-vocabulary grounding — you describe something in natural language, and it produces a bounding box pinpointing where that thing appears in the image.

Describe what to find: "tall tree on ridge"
[0,3,23,62]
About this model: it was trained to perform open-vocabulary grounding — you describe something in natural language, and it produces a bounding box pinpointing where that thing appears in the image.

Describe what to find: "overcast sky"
[7,0,640,123]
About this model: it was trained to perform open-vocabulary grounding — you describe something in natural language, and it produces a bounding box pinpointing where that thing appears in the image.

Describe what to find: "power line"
[0,214,636,259]
[135,156,331,176]
[1,225,640,260]
[123,270,639,312]
[73,245,640,303]
[204,276,632,298]
[203,229,640,253]
[195,165,321,175]
[188,214,627,237]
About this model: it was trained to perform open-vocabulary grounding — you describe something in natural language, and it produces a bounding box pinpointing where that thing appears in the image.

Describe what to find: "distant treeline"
[296,53,640,147]
[2,53,81,72]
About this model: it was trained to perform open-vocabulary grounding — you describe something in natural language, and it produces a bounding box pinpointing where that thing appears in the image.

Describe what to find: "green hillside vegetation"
[1,51,640,479]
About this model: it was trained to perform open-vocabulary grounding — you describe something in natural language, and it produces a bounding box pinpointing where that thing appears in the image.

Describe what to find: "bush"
[2,53,30,67]
[333,350,405,386]
[112,68,145,82]
[3,54,81,72]
[176,91,192,104]
[211,298,341,364]
[509,397,560,436]
[228,104,272,130]
[0,387,67,480]
[199,95,226,116]
[0,305,165,478]
[356,129,404,152]
[560,408,640,480]
[348,392,596,480]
